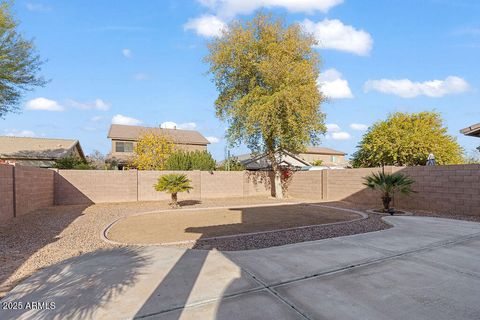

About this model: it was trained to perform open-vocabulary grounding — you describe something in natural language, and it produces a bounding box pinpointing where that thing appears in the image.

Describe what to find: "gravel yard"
[0,197,296,298]
[3,197,476,299]
[105,203,362,245]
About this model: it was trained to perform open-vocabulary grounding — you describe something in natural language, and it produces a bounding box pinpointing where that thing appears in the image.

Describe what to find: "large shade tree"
[352,112,463,167]
[205,13,326,198]
[0,2,46,117]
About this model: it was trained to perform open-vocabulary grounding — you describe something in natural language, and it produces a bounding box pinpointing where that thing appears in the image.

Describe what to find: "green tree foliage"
[0,2,46,117]
[217,157,245,171]
[205,13,326,198]
[352,112,463,167]
[363,172,415,213]
[165,150,216,171]
[310,159,323,166]
[53,156,95,169]
[154,173,193,208]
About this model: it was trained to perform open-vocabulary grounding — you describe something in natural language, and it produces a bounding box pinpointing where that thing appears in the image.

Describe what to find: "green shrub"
[53,156,95,169]
[311,160,323,166]
[165,150,216,171]
[217,158,245,171]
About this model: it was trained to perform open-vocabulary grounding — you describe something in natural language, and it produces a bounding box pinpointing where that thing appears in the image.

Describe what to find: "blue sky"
[3,0,480,160]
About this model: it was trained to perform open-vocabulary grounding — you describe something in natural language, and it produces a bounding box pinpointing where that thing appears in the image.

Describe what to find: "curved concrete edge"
[365,208,414,216]
[101,203,370,248]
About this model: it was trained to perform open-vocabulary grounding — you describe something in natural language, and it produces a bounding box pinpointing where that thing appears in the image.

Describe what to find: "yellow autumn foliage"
[132,131,175,170]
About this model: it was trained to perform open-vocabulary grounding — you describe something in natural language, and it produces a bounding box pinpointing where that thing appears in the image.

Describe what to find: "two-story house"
[107,124,210,169]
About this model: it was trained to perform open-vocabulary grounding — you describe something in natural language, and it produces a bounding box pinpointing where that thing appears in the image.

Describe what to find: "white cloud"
[26,3,52,12]
[302,19,373,56]
[25,98,64,112]
[111,114,142,125]
[133,72,150,81]
[326,123,341,132]
[184,15,227,38]
[350,123,368,131]
[331,131,351,140]
[317,68,353,99]
[198,0,343,18]
[122,48,132,59]
[160,122,198,130]
[67,98,110,111]
[364,76,470,98]
[3,129,36,137]
[325,123,351,140]
[206,136,220,143]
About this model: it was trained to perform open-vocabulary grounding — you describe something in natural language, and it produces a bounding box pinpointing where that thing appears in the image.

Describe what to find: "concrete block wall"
[55,170,137,204]
[243,171,272,197]
[391,165,480,216]
[14,166,55,216]
[288,170,323,199]
[326,167,388,204]
[54,170,272,205]
[200,171,244,199]
[0,164,54,220]
[0,165,14,221]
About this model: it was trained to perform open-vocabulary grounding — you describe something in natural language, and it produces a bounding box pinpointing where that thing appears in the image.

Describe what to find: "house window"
[116,141,134,153]
[331,155,337,163]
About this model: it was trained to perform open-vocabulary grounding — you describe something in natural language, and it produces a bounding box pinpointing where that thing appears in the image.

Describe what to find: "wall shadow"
[0,248,149,320]
[54,172,94,205]
[0,204,91,298]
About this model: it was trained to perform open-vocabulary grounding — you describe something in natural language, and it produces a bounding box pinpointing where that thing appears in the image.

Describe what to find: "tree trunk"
[171,192,178,208]
[382,194,391,213]
[267,150,284,199]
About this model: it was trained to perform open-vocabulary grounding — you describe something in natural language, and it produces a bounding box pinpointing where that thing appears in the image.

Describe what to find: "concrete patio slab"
[225,238,387,285]
[273,254,480,320]
[149,290,305,320]
[336,216,480,253]
[1,215,480,320]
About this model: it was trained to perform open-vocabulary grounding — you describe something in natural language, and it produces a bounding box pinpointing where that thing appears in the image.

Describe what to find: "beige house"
[107,124,210,168]
[461,123,480,151]
[236,146,348,170]
[298,147,348,167]
[0,136,85,168]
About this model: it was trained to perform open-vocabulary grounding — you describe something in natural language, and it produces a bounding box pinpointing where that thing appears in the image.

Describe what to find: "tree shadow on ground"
[0,248,150,320]
[177,200,202,207]
[0,204,91,298]
[132,202,362,319]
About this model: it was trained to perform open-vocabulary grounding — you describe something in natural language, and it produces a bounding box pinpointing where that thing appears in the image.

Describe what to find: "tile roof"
[107,124,210,145]
[0,136,83,159]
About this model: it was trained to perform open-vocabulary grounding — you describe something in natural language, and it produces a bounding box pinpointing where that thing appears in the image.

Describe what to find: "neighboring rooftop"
[107,124,210,145]
[0,136,84,160]
[460,123,480,137]
[303,146,347,155]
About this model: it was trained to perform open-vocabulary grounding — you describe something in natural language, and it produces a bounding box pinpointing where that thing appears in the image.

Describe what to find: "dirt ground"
[0,197,297,298]
[106,204,361,244]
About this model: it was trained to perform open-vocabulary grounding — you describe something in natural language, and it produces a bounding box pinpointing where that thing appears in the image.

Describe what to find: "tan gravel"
[0,197,296,298]
[106,204,360,244]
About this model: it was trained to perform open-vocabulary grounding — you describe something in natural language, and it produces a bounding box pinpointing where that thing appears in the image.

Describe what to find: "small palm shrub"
[154,174,193,208]
[363,172,415,214]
